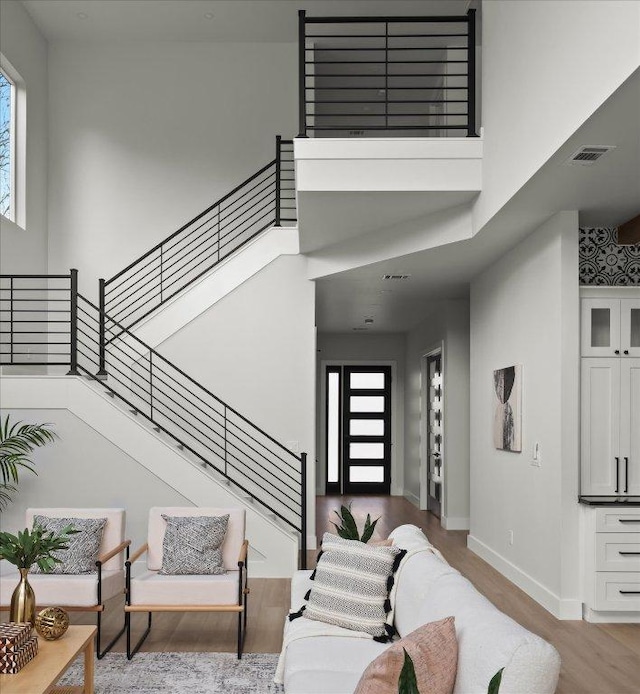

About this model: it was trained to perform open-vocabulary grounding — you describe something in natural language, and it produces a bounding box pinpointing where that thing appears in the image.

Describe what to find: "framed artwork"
[493,365,522,452]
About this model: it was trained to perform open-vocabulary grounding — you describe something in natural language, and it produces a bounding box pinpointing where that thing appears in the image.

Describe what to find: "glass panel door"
[621,299,640,358]
[427,353,443,518]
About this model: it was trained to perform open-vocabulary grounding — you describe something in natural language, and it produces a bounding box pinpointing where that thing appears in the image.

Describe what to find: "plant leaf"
[398,648,420,694]
[360,515,380,543]
[488,668,504,694]
[339,504,359,540]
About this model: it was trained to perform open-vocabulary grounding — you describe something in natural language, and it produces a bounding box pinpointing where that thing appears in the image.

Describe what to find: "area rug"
[58,652,283,693]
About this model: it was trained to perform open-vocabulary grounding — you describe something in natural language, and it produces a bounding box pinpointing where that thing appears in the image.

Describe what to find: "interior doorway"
[325,365,392,495]
[420,347,444,518]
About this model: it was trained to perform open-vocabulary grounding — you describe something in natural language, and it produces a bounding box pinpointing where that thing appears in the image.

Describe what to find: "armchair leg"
[126,611,152,660]
[96,604,127,659]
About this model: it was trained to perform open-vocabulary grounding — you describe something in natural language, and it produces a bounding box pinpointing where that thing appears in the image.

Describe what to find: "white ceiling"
[316,67,640,333]
[22,0,472,43]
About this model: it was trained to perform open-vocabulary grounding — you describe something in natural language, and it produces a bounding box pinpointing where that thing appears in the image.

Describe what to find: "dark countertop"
[579,495,640,507]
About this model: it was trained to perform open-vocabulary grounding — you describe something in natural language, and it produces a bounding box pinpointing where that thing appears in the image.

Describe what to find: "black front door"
[325,365,392,495]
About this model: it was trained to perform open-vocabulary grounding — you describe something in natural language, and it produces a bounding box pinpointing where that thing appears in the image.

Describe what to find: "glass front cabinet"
[581,296,640,358]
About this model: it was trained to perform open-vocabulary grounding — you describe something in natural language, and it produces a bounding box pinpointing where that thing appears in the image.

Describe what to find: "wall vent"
[381,274,411,280]
[564,145,616,166]
[352,327,369,331]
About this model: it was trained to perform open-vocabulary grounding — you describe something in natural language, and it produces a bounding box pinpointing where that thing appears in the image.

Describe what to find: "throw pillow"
[159,514,229,575]
[31,516,107,575]
[353,617,458,694]
[290,532,406,640]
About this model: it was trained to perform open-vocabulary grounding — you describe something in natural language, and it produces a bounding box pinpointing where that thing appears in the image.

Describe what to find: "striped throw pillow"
[290,533,406,641]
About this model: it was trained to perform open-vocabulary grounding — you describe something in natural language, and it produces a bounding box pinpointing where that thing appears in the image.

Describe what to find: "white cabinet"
[620,359,640,495]
[581,297,640,358]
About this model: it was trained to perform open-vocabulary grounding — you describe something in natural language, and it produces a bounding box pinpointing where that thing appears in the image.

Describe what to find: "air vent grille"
[381,274,411,280]
[565,145,616,166]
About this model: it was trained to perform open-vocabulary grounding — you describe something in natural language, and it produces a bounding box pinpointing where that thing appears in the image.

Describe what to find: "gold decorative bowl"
[34,607,70,640]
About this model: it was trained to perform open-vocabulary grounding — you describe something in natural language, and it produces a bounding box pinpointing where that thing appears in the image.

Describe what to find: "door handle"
[624,457,629,494]
[618,551,640,556]
[615,457,620,493]
[618,519,640,524]
[619,590,640,595]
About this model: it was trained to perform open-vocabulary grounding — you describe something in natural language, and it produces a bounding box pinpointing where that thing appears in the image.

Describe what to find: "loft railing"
[0,272,307,568]
[298,9,476,138]
[0,271,77,371]
[103,136,296,332]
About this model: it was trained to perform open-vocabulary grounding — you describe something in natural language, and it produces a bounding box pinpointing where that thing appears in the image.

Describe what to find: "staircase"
[0,136,308,572]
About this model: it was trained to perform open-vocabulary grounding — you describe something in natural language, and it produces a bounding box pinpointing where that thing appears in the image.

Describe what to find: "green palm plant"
[0,524,78,572]
[0,414,57,509]
[331,503,380,543]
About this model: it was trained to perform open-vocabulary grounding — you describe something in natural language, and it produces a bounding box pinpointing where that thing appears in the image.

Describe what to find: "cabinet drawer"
[596,533,640,571]
[594,573,640,611]
[596,509,640,532]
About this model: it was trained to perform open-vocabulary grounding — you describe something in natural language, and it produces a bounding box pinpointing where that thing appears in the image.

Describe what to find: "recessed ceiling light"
[76,12,88,20]
[204,12,215,19]
[364,318,374,324]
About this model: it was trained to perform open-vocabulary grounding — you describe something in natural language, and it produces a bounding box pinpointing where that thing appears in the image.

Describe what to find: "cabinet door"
[581,299,621,357]
[620,299,640,358]
[581,358,621,495]
[620,358,640,495]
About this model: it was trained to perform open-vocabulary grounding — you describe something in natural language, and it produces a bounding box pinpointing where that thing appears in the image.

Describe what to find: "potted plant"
[0,524,78,625]
[0,415,57,508]
[332,503,380,543]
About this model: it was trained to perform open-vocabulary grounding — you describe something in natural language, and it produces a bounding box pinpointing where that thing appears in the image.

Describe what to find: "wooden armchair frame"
[124,539,249,659]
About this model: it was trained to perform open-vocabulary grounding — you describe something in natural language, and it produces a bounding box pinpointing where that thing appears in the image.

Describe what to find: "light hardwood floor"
[67,495,638,693]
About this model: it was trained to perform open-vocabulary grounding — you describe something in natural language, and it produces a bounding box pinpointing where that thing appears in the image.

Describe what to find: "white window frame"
[0,65,16,222]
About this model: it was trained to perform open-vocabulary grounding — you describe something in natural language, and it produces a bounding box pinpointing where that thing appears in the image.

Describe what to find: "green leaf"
[488,668,504,694]
[360,515,380,543]
[398,648,420,694]
[339,504,359,540]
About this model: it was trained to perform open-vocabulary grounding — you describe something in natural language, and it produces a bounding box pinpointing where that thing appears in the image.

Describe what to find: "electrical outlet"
[508,530,514,546]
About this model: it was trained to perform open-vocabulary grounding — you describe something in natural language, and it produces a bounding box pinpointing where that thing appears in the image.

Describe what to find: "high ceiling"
[22,1,472,42]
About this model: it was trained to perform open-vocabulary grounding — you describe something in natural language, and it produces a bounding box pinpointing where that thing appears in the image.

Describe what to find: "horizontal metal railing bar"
[1,319,71,323]
[0,274,71,279]
[306,60,467,64]
[78,294,302,463]
[310,46,468,51]
[0,309,71,314]
[304,15,468,23]
[0,330,69,334]
[0,361,70,365]
[308,72,467,77]
[310,86,468,90]
[5,339,71,344]
[307,99,467,104]
[307,124,468,130]
[106,160,276,287]
[305,32,467,38]
[306,113,467,118]
[105,172,276,303]
[76,364,301,529]
[0,298,71,302]
[1,351,69,356]
[0,287,71,292]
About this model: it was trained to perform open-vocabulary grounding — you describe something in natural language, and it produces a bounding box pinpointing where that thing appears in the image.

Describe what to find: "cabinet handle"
[615,350,620,355]
[624,457,629,494]
[619,590,640,595]
[618,519,640,524]
[624,350,629,355]
[618,551,640,556]
[615,457,620,493]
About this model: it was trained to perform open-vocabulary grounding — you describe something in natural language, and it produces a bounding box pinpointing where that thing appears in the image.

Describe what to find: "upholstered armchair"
[0,507,130,658]
[125,507,249,659]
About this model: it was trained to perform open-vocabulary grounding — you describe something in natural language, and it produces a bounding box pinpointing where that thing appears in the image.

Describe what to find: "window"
[0,67,15,220]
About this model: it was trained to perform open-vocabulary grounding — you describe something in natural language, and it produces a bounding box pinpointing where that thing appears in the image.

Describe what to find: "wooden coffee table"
[0,625,96,694]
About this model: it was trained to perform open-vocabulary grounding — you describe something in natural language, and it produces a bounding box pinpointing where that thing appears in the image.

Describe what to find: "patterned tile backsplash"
[579,227,640,286]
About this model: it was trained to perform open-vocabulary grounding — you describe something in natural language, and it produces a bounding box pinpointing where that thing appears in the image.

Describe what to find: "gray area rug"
[59,652,283,693]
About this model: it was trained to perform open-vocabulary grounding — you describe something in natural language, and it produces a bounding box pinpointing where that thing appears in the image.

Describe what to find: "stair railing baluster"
[275,135,282,227]
[67,269,79,375]
[300,451,307,569]
[97,278,107,379]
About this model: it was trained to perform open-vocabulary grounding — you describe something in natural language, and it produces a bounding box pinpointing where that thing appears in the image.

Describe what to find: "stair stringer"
[125,225,299,351]
[0,375,299,578]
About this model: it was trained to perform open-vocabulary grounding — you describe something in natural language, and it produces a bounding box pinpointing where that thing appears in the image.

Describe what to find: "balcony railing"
[298,9,476,138]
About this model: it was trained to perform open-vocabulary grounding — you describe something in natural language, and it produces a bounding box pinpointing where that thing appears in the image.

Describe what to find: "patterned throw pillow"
[353,617,458,694]
[159,514,229,575]
[31,516,107,575]
[289,533,406,640]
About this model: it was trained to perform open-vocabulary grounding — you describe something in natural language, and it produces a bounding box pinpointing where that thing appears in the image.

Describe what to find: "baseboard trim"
[583,606,640,623]
[467,535,583,620]
[403,490,420,508]
[442,516,470,531]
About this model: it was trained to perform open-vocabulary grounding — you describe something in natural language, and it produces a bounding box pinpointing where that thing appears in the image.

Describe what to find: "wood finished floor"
[66,495,638,694]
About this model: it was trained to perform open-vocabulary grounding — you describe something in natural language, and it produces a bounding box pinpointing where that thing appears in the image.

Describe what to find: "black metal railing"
[298,9,476,137]
[0,271,78,371]
[103,136,297,332]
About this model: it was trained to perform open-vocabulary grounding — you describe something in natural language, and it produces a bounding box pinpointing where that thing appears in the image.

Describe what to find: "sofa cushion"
[292,533,405,639]
[158,514,228,575]
[31,515,107,574]
[0,568,123,607]
[354,617,458,694]
[129,570,239,606]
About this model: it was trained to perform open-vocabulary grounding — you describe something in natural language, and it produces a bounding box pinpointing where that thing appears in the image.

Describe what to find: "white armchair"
[125,507,248,659]
[0,507,130,658]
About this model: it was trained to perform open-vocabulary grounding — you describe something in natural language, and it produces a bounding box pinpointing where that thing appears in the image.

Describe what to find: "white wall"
[0,0,48,273]
[157,254,316,542]
[476,0,640,233]
[47,41,297,296]
[316,332,406,496]
[468,211,581,618]
[0,408,190,549]
[404,299,470,527]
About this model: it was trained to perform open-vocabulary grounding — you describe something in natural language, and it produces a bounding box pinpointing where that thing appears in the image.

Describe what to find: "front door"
[325,365,392,495]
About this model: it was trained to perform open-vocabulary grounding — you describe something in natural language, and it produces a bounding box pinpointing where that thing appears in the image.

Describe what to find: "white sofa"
[280,525,561,694]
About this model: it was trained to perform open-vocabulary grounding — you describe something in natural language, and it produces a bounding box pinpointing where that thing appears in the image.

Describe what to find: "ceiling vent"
[381,274,411,280]
[564,145,616,166]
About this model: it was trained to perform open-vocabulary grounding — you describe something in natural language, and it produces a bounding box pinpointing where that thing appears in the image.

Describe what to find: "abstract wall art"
[493,365,522,452]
